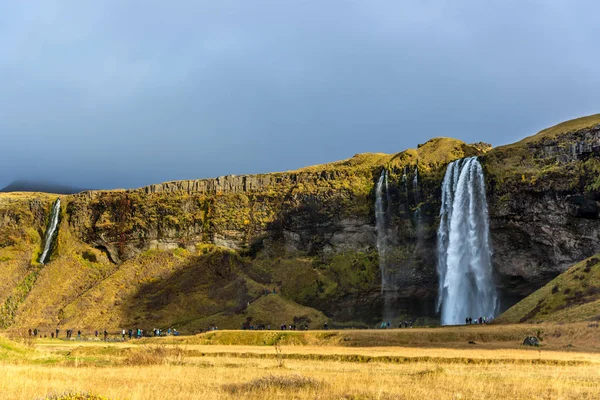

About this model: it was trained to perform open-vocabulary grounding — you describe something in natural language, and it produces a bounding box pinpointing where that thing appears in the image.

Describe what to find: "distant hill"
[497,255,600,323]
[0,180,85,195]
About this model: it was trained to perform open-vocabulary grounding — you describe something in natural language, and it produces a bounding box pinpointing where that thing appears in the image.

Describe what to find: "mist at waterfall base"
[436,157,498,326]
[39,199,61,264]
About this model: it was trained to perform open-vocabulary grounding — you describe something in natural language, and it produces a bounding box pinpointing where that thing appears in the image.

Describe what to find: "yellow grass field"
[2,324,600,399]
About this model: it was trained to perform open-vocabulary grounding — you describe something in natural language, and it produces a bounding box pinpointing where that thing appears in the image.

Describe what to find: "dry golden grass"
[1,351,599,399]
[0,325,599,399]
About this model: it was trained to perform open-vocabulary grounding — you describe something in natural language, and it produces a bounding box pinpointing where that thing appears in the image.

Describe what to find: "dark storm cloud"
[1,1,599,189]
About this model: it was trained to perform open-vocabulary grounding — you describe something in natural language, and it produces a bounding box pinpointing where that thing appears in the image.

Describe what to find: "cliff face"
[2,115,600,331]
[482,116,600,309]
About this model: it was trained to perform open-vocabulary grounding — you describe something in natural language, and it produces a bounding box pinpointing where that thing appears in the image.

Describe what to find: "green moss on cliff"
[483,113,600,194]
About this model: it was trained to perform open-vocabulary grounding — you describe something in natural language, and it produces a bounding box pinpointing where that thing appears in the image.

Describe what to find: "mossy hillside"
[0,193,382,330]
[482,114,600,195]
[248,248,380,321]
[497,255,600,323]
[43,245,324,332]
[0,194,58,328]
[517,113,600,145]
[184,294,329,332]
[14,216,117,329]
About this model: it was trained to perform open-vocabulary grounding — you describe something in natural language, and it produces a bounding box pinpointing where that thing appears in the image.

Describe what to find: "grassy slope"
[0,335,32,360]
[296,137,476,174]
[163,322,600,351]
[517,113,600,145]
[498,255,600,323]
[483,113,600,190]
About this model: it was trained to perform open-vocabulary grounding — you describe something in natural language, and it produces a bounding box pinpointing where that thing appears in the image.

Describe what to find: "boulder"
[522,336,540,346]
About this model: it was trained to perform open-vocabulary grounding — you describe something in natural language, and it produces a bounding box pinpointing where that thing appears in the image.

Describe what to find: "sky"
[1,1,599,190]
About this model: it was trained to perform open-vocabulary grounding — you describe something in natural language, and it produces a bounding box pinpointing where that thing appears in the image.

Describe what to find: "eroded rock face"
[63,127,600,321]
[483,124,600,310]
[4,127,600,325]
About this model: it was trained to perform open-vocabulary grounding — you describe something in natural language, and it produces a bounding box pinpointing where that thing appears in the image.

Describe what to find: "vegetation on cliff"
[497,254,600,323]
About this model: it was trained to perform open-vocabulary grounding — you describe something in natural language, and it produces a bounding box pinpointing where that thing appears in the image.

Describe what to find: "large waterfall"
[39,198,61,264]
[436,157,497,325]
[375,170,389,291]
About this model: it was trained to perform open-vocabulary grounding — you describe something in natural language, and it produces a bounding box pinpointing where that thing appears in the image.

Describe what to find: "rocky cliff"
[2,114,600,331]
[482,114,600,309]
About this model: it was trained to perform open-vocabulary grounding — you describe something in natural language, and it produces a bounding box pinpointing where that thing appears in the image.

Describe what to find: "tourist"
[56,328,59,338]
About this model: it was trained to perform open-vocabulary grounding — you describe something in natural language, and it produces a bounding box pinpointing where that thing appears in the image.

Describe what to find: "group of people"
[26,317,494,338]
[27,327,181,341]
[151,328,178,337]
[27,328,109,340]
[379,320,414,329]
[279,323,309,331]
[465,317,492,325]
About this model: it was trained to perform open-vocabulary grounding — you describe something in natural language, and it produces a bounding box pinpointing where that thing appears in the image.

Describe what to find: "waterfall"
[39,198,61,264]
[412,166,420,221]
[375,170,388,291]
[412,166,419,199]
[384,170,392,215]
[436,157,497,325]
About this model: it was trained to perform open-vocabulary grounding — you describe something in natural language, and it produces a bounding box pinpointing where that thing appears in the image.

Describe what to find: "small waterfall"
[412,166,421,221]
[39,199,61,264]
[401,167,409,216]
[375,170,389,291]
[436,157,497,325]
[384,170,392,215]
[412,166,419,200]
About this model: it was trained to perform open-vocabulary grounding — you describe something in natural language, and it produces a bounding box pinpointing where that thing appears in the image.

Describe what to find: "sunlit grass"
[1,325,600,399]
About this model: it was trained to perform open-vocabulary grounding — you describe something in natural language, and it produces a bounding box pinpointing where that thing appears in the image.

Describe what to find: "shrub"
[81,251,97,262]
[122,345,185,366]
[222,374,323,394]
[37,392,111,400]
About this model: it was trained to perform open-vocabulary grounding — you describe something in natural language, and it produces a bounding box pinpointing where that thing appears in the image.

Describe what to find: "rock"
[566,194,599,219]
[522,336,540,346]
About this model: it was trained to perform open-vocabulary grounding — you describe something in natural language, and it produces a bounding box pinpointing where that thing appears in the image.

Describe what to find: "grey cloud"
[0,1,599,189]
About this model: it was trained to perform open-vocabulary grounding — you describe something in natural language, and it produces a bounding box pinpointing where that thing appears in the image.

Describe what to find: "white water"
[412,166,421,221]
[375,171,388,291]
[436,157,497,325]
[39,199,61,264]
[412,166,419,198]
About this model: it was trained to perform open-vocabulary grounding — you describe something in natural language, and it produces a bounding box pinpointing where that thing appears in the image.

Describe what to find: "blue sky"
[1,1,599,189]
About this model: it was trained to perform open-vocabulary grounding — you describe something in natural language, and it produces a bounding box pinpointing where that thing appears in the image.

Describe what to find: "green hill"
[497,255,600,323]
